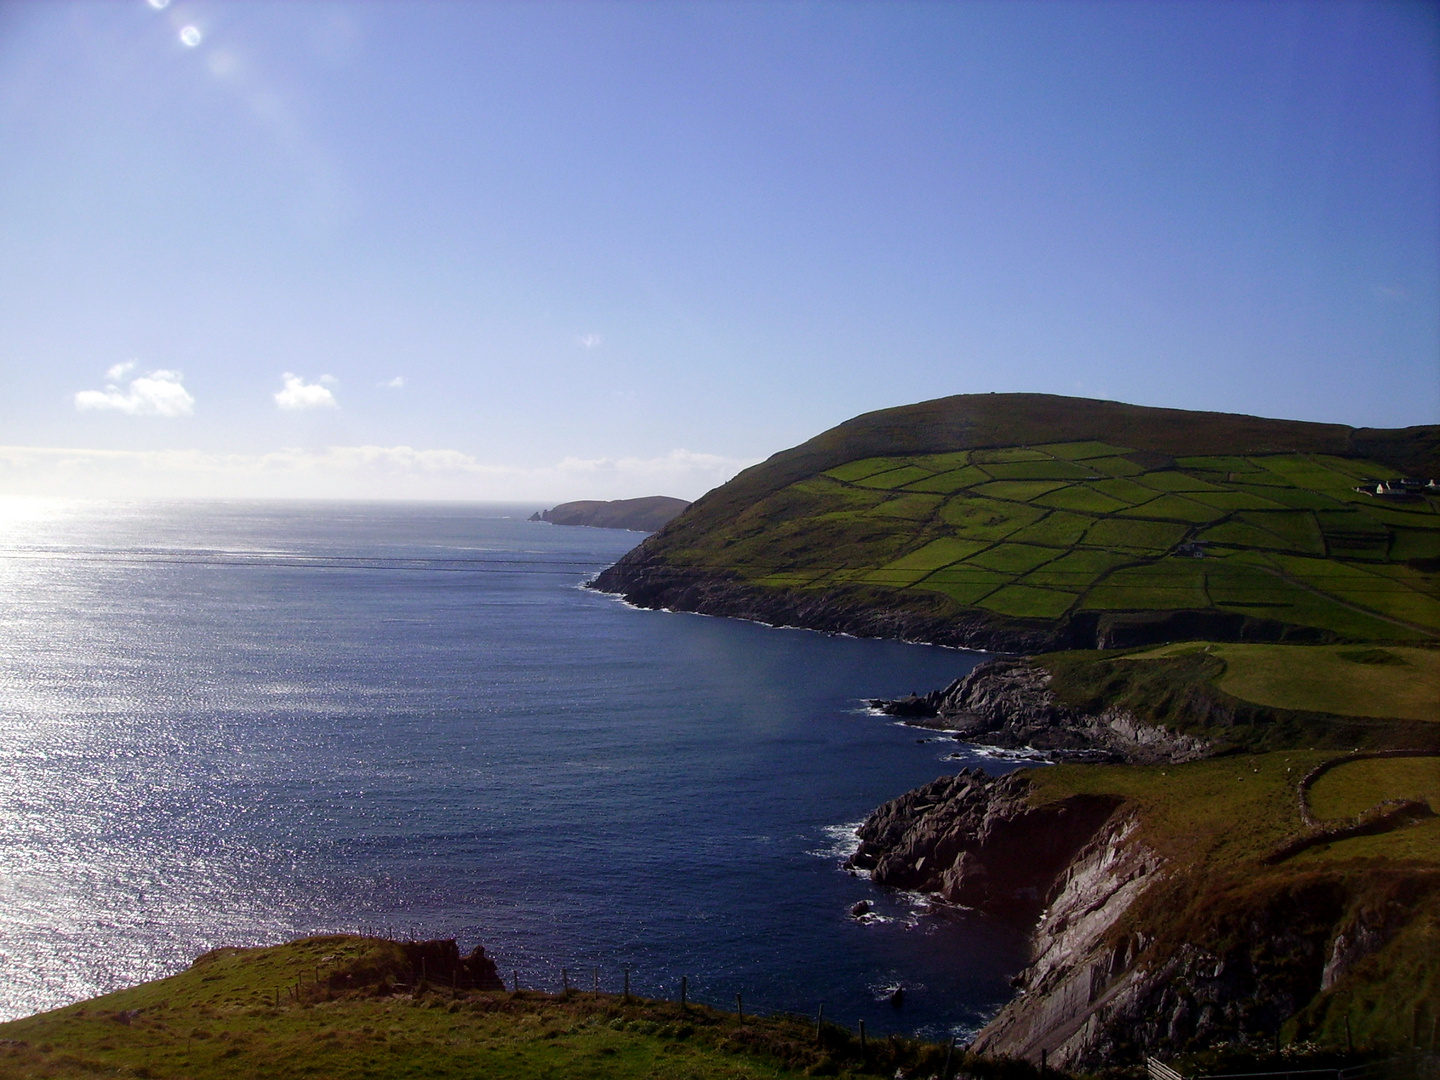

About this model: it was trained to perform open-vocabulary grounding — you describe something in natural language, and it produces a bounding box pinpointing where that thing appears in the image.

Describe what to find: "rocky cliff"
[850,766,1440,1069]
[873,657,1212,764]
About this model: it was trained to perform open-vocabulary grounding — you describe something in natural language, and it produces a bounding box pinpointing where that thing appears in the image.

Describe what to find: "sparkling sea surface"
[0,499,1032,1036]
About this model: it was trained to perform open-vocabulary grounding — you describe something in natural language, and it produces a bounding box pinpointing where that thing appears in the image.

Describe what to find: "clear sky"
[1,0,1436,502]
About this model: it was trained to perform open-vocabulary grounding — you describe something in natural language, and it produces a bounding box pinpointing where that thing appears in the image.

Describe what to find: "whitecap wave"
[808,820,864,861]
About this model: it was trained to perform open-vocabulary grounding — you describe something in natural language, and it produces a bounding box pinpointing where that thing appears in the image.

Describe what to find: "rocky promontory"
[871,656,1212,764]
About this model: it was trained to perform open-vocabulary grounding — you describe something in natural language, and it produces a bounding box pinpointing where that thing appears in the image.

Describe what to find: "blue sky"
[1,0,1436,501]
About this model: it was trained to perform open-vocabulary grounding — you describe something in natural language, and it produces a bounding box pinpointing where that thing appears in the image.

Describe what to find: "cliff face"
[849,770,1123,914]
[875,657,1212,764]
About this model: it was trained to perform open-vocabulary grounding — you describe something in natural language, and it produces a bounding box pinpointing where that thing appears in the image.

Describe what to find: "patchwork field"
[682,442,1440,640]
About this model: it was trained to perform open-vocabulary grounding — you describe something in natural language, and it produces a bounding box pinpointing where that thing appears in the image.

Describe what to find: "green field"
[1128,642,1440,721]
[689,440,1440,640]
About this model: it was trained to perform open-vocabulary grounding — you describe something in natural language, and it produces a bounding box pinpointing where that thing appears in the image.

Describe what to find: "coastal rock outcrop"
[872,657,1211,764]
[848,769,1123,917]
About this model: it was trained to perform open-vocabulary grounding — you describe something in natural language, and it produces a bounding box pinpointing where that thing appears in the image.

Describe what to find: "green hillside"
[595,395,1440,649]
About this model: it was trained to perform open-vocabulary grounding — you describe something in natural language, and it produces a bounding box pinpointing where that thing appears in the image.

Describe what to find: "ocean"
[0,499,1031,1037]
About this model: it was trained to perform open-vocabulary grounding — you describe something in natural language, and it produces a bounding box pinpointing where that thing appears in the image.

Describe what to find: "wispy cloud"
[74,367,195,417]
[381,376,405,389]
[275,373,338,410]
[577,333,602,349]
[0,445,757,502]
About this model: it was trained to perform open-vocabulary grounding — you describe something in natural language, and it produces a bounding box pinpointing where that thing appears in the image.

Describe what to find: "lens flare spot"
[179,25,202,47]
[147,0,170,9]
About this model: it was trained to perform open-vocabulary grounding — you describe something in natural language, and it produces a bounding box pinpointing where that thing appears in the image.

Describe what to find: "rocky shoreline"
[869,656,1212,765]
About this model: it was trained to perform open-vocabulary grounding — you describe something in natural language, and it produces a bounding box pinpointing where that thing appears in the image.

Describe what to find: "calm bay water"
[0,500,1030,1036]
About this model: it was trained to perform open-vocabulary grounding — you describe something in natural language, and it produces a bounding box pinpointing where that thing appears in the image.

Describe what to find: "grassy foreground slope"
[0,937,1017,1080]
[594,395,1440,650]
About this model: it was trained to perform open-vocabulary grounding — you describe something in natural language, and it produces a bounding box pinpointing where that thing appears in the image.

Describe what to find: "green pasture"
[971,480,1071,502]
[1084,455,1149,477]
[1308,757,1440,819]
[901,464,991,493]
[851,464,934,490]
[1032,485,1131,514]
[1115,493,1219,523]
[980,459,1096,481]
[667,442,1440,641]
[967,542,1058,574]
[1127,642,1440,721]
[979,584,1077,619]
[1007,510,1093,547]
[972,447,1050,464]
[1081,561,1208,611]
[1033,440,1133,459]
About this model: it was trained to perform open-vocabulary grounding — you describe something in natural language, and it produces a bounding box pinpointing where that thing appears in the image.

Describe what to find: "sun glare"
[179,25,202,48]
[146,0,170,9]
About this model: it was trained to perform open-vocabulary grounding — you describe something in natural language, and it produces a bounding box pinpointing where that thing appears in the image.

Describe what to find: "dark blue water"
[0,500,1030,1037]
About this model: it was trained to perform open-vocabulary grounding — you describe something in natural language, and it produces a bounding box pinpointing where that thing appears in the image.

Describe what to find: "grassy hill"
[0,937,1025,1080]
[595,395,1440,650]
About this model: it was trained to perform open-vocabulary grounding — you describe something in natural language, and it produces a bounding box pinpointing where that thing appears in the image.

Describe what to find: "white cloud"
[0,445,757,502]
[381,376,405,389]
[274,373,338,410]
[577,333,602,349]
[74,368,195,417]
[106,361,135,382]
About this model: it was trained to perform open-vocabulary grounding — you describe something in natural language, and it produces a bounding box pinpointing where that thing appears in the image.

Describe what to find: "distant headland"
[530,496,691,532]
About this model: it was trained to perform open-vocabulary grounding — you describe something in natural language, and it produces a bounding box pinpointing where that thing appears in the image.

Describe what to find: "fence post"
[593,967,599,999]
[859,1018,866,1056]
[736,993,743,1020]
[680,976,687,1009]
[943,1035,956,1080]
[513,969,519,994]
[562,968,569,995]
[624,965,630,1001]
[816,1004,823,1042]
